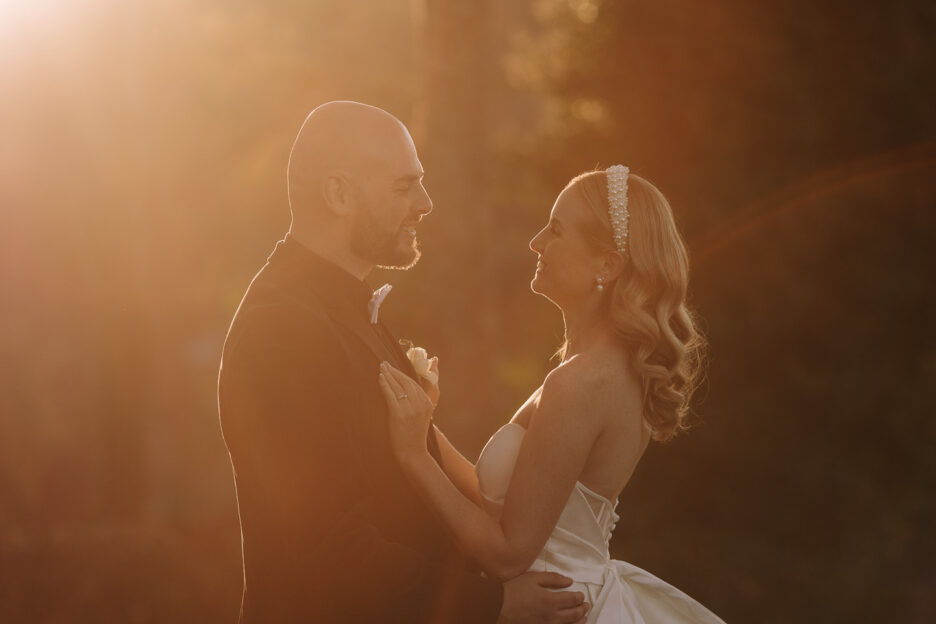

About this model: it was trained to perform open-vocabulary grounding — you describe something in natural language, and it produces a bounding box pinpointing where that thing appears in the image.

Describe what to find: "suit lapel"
[331,312,395,367]
[270,237,442,464]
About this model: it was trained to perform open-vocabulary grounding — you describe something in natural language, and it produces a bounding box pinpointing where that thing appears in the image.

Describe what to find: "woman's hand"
[378,361,434,464]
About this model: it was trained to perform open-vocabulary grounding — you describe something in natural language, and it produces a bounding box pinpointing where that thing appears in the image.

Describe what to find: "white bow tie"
[368,283,393,324]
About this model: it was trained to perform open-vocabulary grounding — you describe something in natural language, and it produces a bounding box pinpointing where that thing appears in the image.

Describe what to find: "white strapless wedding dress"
[475,423,726,624]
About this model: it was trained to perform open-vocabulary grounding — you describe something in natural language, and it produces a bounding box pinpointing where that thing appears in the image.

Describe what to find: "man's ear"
[322,173,354,217]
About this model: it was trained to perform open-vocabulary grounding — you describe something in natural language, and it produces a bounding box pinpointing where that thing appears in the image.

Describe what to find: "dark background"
[1,1,934,622]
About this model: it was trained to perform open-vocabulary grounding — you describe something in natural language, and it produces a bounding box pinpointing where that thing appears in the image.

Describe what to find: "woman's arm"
[412,355,484,506]
[379,360,605,581]
[433,425,485,508]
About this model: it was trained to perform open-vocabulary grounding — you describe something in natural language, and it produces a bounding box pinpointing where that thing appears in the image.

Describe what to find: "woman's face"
[529,184,606,308]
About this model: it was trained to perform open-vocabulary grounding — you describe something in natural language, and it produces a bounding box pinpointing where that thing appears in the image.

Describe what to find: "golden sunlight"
[0,0,76,45]
[0,0,56,20]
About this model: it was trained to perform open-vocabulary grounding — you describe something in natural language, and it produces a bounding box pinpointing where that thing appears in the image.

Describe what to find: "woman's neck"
[561,301,613,359]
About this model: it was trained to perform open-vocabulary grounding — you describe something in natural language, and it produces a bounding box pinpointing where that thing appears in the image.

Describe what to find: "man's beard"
[350,208,421,270]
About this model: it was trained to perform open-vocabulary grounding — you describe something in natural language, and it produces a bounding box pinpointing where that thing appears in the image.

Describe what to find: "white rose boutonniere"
[405,346,439,386]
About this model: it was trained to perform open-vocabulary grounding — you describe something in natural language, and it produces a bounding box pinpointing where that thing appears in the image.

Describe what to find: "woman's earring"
[596,276,604,292]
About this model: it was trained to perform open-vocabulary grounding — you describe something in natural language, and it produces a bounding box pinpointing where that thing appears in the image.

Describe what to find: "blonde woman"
[379,167,725,623]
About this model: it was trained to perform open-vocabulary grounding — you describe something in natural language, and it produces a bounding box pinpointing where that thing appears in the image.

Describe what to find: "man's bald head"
[287,101,414,221]
[283,101,432,277]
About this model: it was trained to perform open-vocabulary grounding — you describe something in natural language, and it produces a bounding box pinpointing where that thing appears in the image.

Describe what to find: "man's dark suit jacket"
[218,236,503,623]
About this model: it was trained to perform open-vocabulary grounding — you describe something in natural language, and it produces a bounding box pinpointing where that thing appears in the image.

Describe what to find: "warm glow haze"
[0,0,87,42]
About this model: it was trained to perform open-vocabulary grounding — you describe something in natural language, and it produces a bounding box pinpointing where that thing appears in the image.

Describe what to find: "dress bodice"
[474,422,727,624]
[476,422,621,584]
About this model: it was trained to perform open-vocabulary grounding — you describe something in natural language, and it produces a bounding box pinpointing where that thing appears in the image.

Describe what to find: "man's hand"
[497,571,589,624]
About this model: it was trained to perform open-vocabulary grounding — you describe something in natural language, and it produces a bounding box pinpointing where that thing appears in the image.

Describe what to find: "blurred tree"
[409,0,503,424]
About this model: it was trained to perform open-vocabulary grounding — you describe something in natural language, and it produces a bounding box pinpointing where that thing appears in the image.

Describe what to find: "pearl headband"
[605,165,630,253]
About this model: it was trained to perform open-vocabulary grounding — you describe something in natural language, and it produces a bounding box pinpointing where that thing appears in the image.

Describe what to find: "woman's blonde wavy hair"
[566,170,707,441]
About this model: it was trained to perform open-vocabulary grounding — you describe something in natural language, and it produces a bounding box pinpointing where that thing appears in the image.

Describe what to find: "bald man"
[218,102,585,623]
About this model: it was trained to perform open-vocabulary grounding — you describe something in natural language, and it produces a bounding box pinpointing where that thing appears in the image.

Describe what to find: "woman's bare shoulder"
[509,384,544,428]
[542,350,643,425]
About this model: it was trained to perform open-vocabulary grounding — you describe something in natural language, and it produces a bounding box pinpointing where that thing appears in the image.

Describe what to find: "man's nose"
[416,185,433,215]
